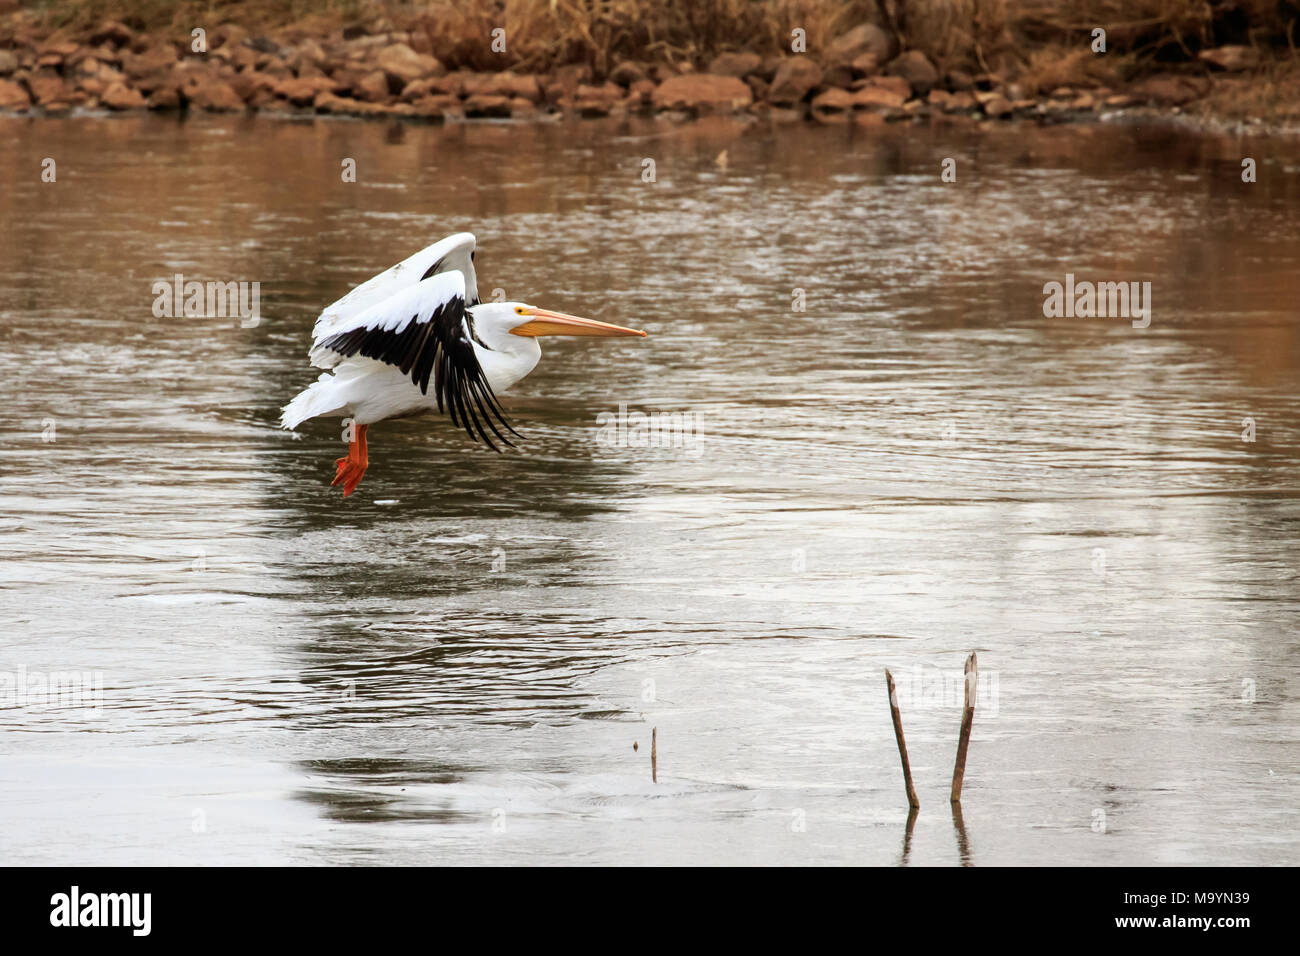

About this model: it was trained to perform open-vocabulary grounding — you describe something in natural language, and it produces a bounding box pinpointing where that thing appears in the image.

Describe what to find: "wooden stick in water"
[651,727,657,784]
[950,652,978,805]
[885,669,920,810]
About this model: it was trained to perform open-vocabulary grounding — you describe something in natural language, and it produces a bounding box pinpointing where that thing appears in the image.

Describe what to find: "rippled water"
[1,112,1297,865]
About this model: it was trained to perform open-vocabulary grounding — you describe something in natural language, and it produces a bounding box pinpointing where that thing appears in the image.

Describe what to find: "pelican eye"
[514,306,525,315]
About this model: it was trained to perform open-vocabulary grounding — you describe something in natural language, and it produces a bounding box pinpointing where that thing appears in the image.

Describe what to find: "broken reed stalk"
[950,651,978,805]
[651,726,657,784]
[885,669,920,810]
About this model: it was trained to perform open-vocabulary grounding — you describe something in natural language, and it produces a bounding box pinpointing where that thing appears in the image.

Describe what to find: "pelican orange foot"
[330,424,368,497]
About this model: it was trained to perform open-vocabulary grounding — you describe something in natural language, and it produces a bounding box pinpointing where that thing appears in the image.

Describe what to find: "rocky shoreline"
[0,17,1290,132]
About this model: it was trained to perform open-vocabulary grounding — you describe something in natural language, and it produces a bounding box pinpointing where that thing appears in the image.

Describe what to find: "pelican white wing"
[306,270,515,448]
[310,232,479,352]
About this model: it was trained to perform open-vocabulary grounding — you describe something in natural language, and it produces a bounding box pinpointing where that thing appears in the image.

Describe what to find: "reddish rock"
[947,69,974,91]
[121,44,177,81]
[0,77,30,109]
[355,69,390,102]
[982,93,1012,118]
[275,76,337,105]
[0,50,17,74]
[929,88,979,113]
[27,70,69,106]
[463,93,511,117]
[184,78,245,111]
[478,71,542,103]
[229,70,276,101]
[708,52,761,78]
[1198,45,1260,72]
[853,83,907,110]
[849,52,881,76]
[810,87,855,121]
[101,82,145,109]
[408,93,459,119]
[885,50,938,96]
[575,81,623,115]
[827,24,894,67]
[652,74,752,112]
[376,42,442,84]
[767,57,821,105]
[147,85,181,109]
[400,78,437,101]
[90,20,135,47]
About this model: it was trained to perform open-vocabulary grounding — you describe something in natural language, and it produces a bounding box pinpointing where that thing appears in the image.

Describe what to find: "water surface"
[0,112,1297,865]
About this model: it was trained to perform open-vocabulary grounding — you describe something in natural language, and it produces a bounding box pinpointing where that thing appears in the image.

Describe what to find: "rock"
[1198,45,1260,72]
[355,69,390,102]
[849,52,881,76]
[609,61,648,86]
[184,78,245,111]
[885,50,938,96]
[854,75,909,98]
[822,65,854,88]
[73,59,124,96]
[275,76,337,105]
[508,96,537,117]
[479,72,542,103]
[121,44,178,81]
[101,82,145,109]
[827,24,894,67]
[1070,93,1095,111]
[1103,93,1135,108]
[810,87,856,117]
[408,93,458,119]
[0,50,17,74]
[90,20,134,47]
[215,24,250,50]
[947,69,974,91]
[652,74,752,112]
[766,57,822,105]
[575,81,623,115]
[312,91,351,113]
[26,70,69,106]
[36,40,78,65]
[463,93,511,117]
[292,39,328,71]
[0,77,30,109]
[853,83,907,110]
[230,70,277,102]
[146,85,181,109]
[982,93,1012,117]
[944,90,976,112]
[708,51,761,78]
[1131,74,1207,106]
[375,42,442,84]
[400,78,438,101]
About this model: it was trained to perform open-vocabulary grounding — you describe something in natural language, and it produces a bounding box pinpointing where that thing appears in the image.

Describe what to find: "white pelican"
[281,233,647,496]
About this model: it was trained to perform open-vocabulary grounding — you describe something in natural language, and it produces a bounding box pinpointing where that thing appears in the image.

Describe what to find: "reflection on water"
[0,112,1297,865]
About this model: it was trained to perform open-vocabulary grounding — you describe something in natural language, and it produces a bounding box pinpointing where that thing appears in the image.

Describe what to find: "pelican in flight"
[281,233,646,496]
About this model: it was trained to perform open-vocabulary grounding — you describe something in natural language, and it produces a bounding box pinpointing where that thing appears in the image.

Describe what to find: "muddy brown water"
[0,112,1297,864]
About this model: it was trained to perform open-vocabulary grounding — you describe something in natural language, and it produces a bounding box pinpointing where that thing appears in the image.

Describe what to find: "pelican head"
[468,301,646,351]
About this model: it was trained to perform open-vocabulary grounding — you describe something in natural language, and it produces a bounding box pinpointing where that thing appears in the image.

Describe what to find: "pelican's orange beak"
[509,307,647,338]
